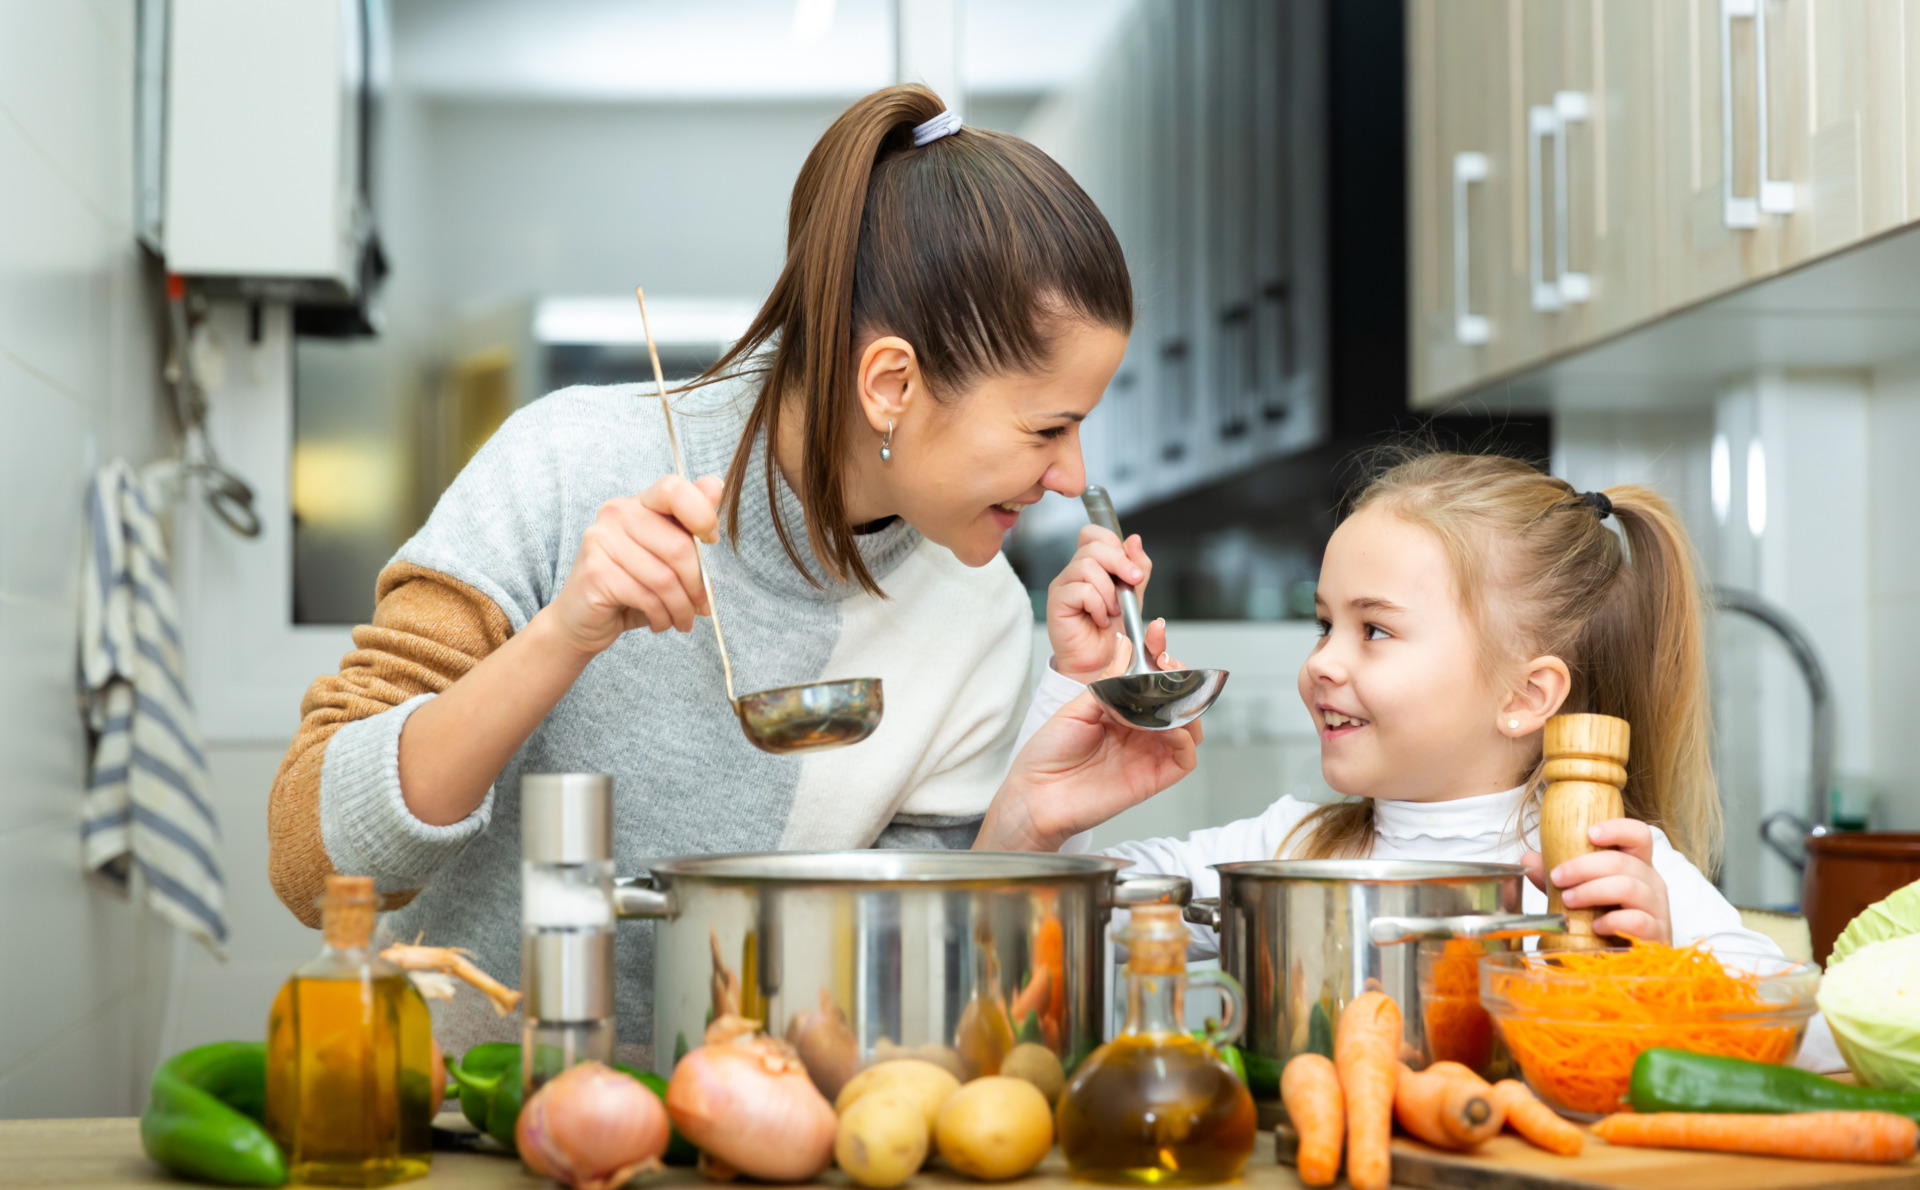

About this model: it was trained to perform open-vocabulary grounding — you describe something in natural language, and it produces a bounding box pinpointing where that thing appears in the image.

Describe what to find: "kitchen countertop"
[0,1119,1308,1190]
[12,1115,1920,1190]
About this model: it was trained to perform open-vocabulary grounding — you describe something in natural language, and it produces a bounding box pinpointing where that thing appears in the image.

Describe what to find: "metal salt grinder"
[521,773,618,1092]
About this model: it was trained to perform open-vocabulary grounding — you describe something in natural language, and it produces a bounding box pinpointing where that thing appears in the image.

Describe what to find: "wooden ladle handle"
[1539,713,1631,951]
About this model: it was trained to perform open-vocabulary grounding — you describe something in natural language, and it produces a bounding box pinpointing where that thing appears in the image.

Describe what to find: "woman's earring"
[879,420,894,463]
[1508,718,1521,731]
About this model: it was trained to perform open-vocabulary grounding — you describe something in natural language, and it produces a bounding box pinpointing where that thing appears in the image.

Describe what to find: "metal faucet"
[1713,587,1834,872]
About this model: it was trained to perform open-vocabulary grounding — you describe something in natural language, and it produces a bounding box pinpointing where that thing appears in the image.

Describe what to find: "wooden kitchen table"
[8,1117,1920,1190]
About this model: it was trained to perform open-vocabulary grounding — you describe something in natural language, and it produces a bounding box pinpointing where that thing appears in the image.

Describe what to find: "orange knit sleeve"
[268,562,513,926]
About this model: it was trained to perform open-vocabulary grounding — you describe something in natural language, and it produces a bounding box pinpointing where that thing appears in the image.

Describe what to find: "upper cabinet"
[1021,0,1327,528]
[1410,0,1920,409]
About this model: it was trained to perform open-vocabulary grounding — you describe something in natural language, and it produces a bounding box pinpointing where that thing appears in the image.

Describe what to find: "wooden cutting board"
[1271,1116,1920,1190]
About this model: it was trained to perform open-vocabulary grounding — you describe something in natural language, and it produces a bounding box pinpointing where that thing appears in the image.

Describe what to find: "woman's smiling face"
[873,319,1127,566]
[1297,504,1518,803]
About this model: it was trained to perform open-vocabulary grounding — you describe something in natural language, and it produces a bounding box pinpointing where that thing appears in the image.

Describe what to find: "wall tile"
[0,594,89,836]
[0,0,128,222]
[0,992,136,1118]
[0,361,88,605]
[1870,593,1920,828]
[0,113,105,400]
[1870,367,1920,599]
[0,819,144,1074]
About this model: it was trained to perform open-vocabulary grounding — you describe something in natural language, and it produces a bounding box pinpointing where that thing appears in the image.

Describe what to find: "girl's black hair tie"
[1580,490,1613,519]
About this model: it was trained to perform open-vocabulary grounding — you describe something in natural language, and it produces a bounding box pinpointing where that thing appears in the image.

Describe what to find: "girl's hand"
[975,636,1203,852]
[539,474,725,658]
[1047,524,1162,683]
[1521,819,1673,944]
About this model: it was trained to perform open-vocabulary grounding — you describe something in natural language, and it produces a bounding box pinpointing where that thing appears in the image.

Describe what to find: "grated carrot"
[1484,940,1799,1118]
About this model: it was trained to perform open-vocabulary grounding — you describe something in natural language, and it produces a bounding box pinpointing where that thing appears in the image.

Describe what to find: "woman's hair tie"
[1580,490,1613,519]
[912,109,962,146]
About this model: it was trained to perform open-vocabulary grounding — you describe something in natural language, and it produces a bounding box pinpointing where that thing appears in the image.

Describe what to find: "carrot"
[1393,1062,1502,1149]
[1281,1053,1344,1187]
[1492,1079,1583,1156]
[1593,1111,1918,1164]
[1334,991,1402,1190]
[1008,964,1051,1024]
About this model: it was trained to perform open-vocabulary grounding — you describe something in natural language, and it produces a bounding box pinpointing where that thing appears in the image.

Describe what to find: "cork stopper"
[320,874,377,950]
[1122,904,1188,976]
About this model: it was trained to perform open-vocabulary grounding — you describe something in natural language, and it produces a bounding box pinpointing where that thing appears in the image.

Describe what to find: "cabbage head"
[1819,931,1920,1092]
[1831,879,1920,965]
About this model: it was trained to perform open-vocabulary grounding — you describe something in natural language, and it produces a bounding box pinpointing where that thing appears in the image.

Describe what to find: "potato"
[835,1093,929,1189]
[837,1059,962,1128]
[934,1076,1053,1181]
[997,1043,1065,1104]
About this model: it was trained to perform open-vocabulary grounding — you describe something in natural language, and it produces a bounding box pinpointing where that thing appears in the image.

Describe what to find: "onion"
[666,1017,837,1182]
[785,988,859,1100]
[516,1061,670,1190]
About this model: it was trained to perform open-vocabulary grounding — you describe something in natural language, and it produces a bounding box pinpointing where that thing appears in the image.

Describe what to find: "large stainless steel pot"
[1186,860,1564,1095]
[614,851,1188,1093]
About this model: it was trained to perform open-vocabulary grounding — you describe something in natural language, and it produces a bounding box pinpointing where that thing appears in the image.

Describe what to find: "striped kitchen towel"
[79,461,227,954]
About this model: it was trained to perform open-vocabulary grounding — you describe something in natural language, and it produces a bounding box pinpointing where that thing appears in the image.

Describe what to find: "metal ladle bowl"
[1080,485,1228,731]
[635,287,883,755]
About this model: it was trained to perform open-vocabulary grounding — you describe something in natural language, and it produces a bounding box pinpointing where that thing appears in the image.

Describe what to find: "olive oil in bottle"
[266,875,433,1187]
[1058,905,1257,1185]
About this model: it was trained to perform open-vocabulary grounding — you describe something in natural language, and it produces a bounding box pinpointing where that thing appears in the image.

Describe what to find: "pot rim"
[1212,858,1526,883]
[1806,831,1920,857]
[642,848,1129,885]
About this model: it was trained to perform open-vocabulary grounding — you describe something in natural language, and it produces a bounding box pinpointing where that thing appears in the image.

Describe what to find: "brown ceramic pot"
[1803,831,1920,965]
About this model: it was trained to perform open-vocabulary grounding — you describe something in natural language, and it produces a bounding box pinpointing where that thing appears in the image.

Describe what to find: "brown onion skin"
[667,1041,837,1181]
[517,1062,670,1190]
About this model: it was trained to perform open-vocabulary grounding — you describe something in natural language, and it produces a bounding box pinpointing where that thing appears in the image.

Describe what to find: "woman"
[267,85,1193,1056]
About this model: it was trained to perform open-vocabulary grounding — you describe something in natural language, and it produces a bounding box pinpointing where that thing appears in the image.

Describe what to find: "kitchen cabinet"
[1018,0,1326,536]
[1410,0,1920,409]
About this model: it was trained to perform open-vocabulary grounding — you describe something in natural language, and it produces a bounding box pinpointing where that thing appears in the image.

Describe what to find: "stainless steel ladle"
[1079,484,1228,731]
[635,287,882,754]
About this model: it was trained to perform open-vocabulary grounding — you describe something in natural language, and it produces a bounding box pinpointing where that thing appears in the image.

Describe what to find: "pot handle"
[1184,896,1223,932]
[1108,872,1191,907]
[1368,912,1567,946]
[613,877,672,919]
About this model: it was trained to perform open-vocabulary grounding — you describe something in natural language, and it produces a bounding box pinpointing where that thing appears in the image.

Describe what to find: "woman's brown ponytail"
[701,84,1133,595]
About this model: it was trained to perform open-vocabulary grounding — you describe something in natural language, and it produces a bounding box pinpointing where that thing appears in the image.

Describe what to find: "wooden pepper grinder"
[1539,713,1631,951]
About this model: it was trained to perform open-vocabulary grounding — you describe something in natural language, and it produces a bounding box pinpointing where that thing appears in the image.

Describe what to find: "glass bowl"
[1479,948,1819,1120]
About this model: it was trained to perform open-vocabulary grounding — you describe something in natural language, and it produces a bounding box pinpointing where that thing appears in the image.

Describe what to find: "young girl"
[1014,452,1844,1068]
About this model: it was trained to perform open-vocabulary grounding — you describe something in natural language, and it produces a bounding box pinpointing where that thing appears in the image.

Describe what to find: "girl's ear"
[854,335,920,433]
[1500,655,1572,736]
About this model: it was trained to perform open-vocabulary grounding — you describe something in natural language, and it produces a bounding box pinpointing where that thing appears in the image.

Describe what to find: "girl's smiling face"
[1298,505,1531,803]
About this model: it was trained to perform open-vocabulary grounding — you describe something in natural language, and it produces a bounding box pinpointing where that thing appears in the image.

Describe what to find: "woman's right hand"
[540,473,726,658]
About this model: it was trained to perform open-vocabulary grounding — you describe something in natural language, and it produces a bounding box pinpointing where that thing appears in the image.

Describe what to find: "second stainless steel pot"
[1187,860,1564,1094]
[614,850,1188,1093]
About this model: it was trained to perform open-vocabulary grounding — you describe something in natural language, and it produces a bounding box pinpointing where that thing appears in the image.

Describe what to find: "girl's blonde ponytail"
[1286,454,1721,875]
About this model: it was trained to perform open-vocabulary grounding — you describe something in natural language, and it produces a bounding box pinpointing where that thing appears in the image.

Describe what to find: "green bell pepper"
[1217,1044,1250,1086]
[445,1045,695,1163]
[1629,1048,1920,1123]
[140,1042,287,1187]
[616,1065,697,1165]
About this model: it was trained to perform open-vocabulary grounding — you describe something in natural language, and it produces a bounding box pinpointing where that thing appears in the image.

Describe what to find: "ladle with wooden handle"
[634,286,882,754]
[1539,712,1632,950]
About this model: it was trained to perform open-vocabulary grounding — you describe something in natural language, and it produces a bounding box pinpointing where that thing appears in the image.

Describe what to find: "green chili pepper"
[1629,1048,1920,1122]
[140,1042,287,1187]
[1015,1010,1045,1047]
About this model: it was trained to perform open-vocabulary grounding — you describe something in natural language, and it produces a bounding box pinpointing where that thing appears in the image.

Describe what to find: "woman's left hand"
[1521,819,1673,944]
[975,636,1203,852]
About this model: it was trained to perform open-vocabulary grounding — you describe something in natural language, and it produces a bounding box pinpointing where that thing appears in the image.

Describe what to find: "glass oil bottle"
[266,875,433,1187]
[1058,905,1257,1185]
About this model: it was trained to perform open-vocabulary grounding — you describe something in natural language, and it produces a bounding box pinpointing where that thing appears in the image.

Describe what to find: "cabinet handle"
[1527,105,1563,312]
[1553,91,1590,304]
[1720,0,1794,229]
[1452,151,1490,344]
